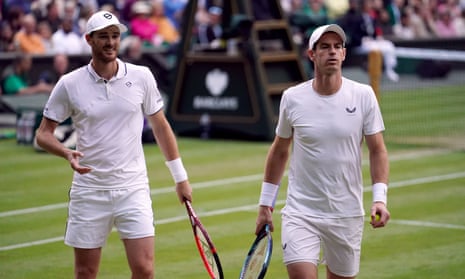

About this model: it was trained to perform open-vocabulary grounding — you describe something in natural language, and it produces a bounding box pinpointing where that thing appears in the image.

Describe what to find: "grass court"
[1,83,465,278]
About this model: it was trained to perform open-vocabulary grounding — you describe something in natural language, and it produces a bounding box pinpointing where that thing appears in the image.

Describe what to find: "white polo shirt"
[277,77,385,218]
[43,58,164,189]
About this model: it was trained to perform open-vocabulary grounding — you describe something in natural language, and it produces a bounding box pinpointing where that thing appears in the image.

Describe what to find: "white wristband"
[259,182,279,207]
[165,158,188,183]
[372,182,388,205]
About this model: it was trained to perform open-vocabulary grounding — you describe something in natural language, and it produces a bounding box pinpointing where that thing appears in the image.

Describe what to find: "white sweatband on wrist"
[165,158,188,183]
[372,182,388,205]
[259,182,279,207]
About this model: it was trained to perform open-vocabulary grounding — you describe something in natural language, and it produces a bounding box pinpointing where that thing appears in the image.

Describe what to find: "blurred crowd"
[0,0,188,55]
[1,0,462,55]
[1,0,465,94]
[282,0,465,46]
[0,0,189,95]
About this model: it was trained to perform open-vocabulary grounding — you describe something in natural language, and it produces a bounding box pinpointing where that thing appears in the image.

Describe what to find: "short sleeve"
[43,78,71,123]
[275,91,293,138]
[141,67,164,115]
[363,87,385,135]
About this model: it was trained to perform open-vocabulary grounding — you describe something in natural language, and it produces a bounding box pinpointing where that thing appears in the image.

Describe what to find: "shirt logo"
[345,107,356,113]
[125,82,132,87]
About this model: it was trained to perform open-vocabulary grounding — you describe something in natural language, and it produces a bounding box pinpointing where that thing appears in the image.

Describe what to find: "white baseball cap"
[308,24,346,50]
[86,10,128,35]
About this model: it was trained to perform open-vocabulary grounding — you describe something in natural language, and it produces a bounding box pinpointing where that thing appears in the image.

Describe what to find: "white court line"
[1,172,465,250]
[389,219,465,230]
[2,200,465,251]
[2,150,464,251]
[0,174,263,218]
[2,170,465,218]
[0,149,450,218]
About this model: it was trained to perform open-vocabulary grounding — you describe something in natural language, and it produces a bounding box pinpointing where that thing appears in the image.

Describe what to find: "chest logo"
[345,107,356,113]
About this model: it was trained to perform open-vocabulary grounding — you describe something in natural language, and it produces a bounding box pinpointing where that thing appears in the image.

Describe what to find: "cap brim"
[87,23,128,35]
[309,24,346,50]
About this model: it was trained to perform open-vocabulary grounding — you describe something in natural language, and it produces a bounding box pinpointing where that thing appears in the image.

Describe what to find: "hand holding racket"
[239,224,273,279]
[184,199,224,279]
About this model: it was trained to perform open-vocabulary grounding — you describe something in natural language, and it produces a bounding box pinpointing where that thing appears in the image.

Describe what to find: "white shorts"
[65,185,155,249]
[281,213,364,277]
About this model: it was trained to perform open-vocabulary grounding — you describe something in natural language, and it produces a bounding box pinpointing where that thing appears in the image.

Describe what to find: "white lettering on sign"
[193,96,238,110]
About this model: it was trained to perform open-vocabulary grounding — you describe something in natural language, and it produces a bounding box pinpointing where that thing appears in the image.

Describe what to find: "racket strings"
[196,227,222,278]
[240,226,272,279]
[198,232,215,266]
[245,239,268,276]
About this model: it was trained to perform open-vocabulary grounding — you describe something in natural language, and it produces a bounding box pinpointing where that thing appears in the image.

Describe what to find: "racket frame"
[239,224,273,279]
[185,200,224,279]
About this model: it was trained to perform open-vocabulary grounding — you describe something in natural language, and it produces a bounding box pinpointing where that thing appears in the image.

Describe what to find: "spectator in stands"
[36,0,62,33]
[78,0,99,15]
[393,8,416,39]
[37,20,55,53]
[409,3,437,38]
[303,0,329,26]
[445,0,462,19]
[338,0,399,81]
[196,0,223,25]
[288,0,330,44]
[77,3,94,35]
[63,0,82,35]
[196,6,223,47]
[336,0,366,49]
[149,0,180,46]
[38,53,71,84]
[121,0,139,22]
[435,4,458,37]
[385,0,404,27]
[4,0,31,15]
[0,21,16,52]
[162,0,188,30]
[13,13,46,54]
[4,6,23,34]
[75,4,95,54]
[1,54,53,96]
[53,53,71,81]
[52,18,87,54]
[129,1,162,46]
[120,35,144,63]
[452,8,465,36]
[373,0,393,37]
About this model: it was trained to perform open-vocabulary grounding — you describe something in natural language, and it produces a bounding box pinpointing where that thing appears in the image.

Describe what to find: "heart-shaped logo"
[205,68,228,97]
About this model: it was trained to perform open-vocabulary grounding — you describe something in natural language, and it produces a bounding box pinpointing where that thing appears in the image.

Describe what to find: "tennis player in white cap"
[36,10,192,279]
[255,24,390,279]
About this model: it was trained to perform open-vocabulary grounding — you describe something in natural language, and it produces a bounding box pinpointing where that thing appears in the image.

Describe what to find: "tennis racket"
[239,224,273,279]
[184,199,224,279]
